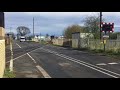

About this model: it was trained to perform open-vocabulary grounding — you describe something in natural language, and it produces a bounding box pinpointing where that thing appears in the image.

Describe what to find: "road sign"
[103,35,109,38]
[101,22,114,32]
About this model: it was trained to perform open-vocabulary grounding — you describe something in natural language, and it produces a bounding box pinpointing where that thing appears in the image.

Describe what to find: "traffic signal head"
[101,22,114,32]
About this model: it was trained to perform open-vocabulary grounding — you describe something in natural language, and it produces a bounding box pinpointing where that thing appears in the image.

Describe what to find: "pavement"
[5,40,120,78]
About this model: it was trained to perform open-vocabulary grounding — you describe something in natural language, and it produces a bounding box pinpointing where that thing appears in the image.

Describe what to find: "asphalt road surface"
[6,40,120,78]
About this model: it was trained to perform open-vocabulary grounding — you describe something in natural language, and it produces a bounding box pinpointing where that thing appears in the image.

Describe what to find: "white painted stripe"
[27,53,36,64]
[43,48,120,77]
[6,47,44,64]
[41,48,120,78]
[6,53,27,63]
[52,45,87,53]
[96,63,107,66]
[36,65,51,78]
[43,49,118,78]
[108,62,118,65]
[16,43,22,48]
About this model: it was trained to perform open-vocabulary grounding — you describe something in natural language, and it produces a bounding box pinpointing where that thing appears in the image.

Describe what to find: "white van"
[20,36,25,42]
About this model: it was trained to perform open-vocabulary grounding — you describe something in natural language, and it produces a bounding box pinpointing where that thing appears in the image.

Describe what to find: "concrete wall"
[53,39,72,47]
[72,39,79,48]
[53,39,64,46]
[72,38,120,52]
[0,27,5,78]
[0,40,5,78]
[0,27,5,40]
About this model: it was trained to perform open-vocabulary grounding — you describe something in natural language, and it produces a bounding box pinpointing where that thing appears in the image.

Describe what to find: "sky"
[4,12,120,36]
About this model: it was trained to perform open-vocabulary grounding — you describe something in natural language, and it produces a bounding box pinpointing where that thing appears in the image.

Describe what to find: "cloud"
[4,12,120,35]
[23,12,98,17]
[103,12,120,16]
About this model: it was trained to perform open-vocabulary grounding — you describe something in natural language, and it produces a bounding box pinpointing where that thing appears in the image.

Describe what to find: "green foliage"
[109,32,120,39]
[4,68,15,78]
[63,24,84,39]
[83,15,105,39]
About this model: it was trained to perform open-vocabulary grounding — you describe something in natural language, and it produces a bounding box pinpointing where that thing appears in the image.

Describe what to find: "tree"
[16,26,30,36]
[63,24,84,39]
[83,14,105,39]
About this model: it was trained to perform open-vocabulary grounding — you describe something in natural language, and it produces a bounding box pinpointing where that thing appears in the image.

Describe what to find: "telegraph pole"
[33,17,34,37]
[100,12,102,40]
[10,27,12,33]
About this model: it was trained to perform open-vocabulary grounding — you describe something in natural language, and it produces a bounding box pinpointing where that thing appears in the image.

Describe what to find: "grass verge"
[3,68,16,78]
[51,44,120,59]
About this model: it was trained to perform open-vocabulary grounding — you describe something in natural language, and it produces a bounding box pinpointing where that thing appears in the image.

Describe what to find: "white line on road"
[27,53,51,78]
[27,51,51,78]
[36,65,51,78]
[108,62,118,65]
[6,53,27,63]
[16,43,22,48]
[41,48,120,78]
[6,47,44,63]
[27,53,37,64]
[42,48,120,77]
[96,63,107,66]
[6,46,51,78]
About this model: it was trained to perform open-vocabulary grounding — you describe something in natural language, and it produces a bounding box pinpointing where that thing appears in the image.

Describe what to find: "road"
[6,40,120,78]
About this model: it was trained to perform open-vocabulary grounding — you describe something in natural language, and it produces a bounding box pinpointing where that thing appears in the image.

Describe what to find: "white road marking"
[41,48,120,78]
[6,47,44,63]
[16,43,22,48]
[27,53,36,64]
[108,62,118,65]
[42,48,120,76]
[27,51,51,78]
[6,53,27,63]
[36,65,51,78]
[59,63,71,67]
[96,63,107,66]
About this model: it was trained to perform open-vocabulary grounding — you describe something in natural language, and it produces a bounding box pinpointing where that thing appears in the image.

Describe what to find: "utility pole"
[100,12,102,40]
[10,27,12,33]
[40,33,41,43]
[33,17,34,37]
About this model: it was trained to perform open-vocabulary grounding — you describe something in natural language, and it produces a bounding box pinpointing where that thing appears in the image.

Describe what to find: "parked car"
[20,36,25,42]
